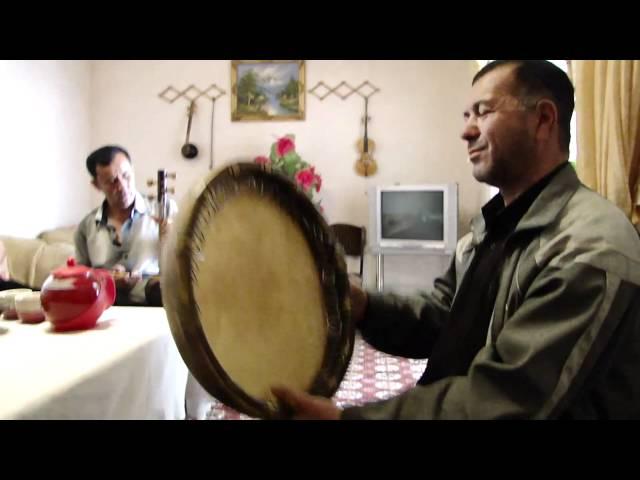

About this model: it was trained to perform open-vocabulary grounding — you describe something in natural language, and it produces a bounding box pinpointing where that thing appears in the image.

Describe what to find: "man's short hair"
[473,60,575,153]
[86,145,131,179]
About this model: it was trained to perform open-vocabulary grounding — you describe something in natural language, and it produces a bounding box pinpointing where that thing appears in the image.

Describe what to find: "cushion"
[31,242,75,289]
[0,236,44,287]
[37,226,76,245]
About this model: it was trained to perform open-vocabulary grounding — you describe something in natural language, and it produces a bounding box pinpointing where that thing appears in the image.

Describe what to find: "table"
[0,306,189,420]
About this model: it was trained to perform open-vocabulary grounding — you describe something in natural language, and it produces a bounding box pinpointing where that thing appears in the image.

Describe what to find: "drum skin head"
[161,163,354,419]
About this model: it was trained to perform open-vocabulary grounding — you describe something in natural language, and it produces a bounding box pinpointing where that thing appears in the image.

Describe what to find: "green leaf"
[283,151,300,164]
[270,143,279,161]
[283,160,298,177]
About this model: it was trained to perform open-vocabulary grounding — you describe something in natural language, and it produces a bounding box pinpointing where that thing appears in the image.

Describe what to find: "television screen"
[381,191,444,241]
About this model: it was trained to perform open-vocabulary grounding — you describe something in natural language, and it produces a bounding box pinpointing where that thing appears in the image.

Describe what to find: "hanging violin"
[355,97,378,177]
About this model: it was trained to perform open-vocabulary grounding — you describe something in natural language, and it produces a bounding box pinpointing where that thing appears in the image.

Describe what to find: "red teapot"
[41,258,116,332]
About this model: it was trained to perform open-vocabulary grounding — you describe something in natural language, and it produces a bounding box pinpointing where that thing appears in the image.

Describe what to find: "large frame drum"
[161,163,354,419]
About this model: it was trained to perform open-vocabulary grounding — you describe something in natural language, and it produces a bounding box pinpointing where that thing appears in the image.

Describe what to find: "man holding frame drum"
[273,61,640,420]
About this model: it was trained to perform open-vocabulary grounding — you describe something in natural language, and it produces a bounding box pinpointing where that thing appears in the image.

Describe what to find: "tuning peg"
[168,187,175,194]
[147,179,156,187]
[167,172,177,180]
[148,195,156,201]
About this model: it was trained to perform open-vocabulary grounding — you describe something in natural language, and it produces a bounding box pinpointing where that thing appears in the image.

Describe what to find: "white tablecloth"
[0,306,189,420]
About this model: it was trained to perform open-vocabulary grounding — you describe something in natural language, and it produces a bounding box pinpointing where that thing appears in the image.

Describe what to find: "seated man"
[74,145,175,306]
[75,145,214,418]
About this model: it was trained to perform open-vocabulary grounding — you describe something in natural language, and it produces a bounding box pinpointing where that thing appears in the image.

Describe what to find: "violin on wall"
[355,97,378,177]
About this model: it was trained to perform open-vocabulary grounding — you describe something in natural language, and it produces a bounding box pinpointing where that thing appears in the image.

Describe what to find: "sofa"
[0,226,76,290]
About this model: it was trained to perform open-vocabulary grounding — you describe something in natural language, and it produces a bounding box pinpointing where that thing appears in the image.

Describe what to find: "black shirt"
[419,164,568,385]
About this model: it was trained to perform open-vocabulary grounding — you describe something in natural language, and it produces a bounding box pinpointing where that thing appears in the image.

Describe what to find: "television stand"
[368,246,453,293]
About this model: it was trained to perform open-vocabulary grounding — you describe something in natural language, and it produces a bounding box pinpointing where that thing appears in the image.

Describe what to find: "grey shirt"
[74,192,177,304]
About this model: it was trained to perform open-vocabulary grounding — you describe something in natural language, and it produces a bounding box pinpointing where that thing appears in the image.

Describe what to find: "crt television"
[369,183,458,253]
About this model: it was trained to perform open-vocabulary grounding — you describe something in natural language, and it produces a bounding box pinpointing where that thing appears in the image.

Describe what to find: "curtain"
[571,61,640,223]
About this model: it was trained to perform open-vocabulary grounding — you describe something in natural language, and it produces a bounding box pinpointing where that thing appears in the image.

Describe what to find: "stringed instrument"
[147,169,177,222]
[181,101,198,159]
[355,97,378,177]
[145,169,177,304]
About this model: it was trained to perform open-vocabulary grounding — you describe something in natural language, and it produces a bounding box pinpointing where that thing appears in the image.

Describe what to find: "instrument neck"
[157,169,167,221]
[363,98,369,152]
[186,102,195,141]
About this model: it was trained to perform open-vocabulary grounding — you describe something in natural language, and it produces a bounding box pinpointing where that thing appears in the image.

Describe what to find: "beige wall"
[89,60,489,231]
[0,60,92,238]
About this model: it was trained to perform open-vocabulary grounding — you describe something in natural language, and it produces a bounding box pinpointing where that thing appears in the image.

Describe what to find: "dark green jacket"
[343,164,640,419]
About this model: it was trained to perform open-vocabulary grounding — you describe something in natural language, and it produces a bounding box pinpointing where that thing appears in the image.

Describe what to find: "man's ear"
[91,179,100,191]
[535,99,559,144]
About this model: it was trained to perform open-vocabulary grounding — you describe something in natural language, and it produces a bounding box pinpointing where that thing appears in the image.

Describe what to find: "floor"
[205,333,428,420]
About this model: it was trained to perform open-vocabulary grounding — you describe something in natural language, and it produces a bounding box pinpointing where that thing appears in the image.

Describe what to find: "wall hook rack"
[158,83,227,104]
[308,80,380,101]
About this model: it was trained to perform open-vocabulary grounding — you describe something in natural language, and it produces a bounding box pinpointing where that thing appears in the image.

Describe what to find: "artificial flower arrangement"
[254,134,322,210]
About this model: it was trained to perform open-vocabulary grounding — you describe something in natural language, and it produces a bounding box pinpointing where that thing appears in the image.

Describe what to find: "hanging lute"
[181,101,198,159]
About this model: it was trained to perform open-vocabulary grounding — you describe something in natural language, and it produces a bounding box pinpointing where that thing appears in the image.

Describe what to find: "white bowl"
[0,288,33,319]
[15,291,45,324]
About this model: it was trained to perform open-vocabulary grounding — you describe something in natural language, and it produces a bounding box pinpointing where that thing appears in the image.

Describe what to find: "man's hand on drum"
[270,277,368,419]
[271,385,341,420]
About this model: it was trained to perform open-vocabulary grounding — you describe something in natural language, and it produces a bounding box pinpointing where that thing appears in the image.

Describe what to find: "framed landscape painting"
[231,60,306,121]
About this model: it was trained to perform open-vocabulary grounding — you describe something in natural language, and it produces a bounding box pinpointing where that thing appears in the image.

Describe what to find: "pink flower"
[276,137,295,157]
[256,135,322,212]
[295,168,316,190]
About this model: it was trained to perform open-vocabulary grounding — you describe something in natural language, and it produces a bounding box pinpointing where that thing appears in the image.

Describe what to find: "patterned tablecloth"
[206,333,428,420]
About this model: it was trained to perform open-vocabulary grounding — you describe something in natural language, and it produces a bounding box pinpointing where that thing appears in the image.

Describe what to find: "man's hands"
[271,385,342,420]
[266,278,367,420]
[111,264,140,292]
[267,276,367,420]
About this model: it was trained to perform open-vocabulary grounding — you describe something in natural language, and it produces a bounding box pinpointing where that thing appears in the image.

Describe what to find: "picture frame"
[231,60,306,122]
